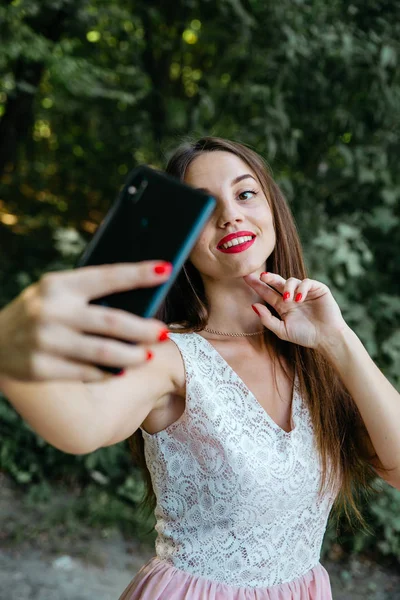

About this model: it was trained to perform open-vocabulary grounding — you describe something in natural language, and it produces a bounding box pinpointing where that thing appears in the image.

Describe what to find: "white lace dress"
[119,332,337,599]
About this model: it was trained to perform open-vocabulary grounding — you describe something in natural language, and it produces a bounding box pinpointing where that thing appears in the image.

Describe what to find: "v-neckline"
[193,332,298,436]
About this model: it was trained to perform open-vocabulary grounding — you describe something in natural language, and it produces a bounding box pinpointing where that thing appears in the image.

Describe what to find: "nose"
[215,198,244,229]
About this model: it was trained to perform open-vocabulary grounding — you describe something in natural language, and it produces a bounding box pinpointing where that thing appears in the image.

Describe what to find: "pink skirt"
[119,556,332,600]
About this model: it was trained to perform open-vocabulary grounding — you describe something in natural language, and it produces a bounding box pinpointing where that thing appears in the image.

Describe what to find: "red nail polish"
[260,272,269,277]
[295,293,302,303]
[283,292,290,301]
[154,262,173,275]
[158,329,170,342]
[146,350,154,361]
[252,304,261,316]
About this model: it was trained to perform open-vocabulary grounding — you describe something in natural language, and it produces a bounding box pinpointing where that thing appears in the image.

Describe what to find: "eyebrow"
[196,174,257,194]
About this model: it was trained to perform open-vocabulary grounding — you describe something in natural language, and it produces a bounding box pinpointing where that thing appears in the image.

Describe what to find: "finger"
[260,272,303,293]
[281,277,303,302]
[292,278,314,303]
[259,273,304,303]
[243,274,282,310]
[58,303,169,344]
[252,303,288,341]
[43,261,173,299]
[31,352,106,382]
[259,272,287,292]
[37,323,155,368]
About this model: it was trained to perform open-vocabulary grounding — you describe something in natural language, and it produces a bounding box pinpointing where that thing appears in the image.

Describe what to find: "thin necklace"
[203,327,264,337]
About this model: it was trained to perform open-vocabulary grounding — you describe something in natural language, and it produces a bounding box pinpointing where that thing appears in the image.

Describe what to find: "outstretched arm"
[0,339,179,454]
[0,260,176,454]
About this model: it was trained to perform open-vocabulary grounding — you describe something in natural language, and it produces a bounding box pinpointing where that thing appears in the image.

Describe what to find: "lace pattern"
[140,332,337,588]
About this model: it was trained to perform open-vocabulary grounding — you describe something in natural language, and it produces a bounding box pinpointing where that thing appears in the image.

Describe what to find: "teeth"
[221,235,253,249]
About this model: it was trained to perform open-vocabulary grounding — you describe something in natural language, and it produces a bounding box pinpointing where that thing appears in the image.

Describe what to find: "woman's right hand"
[0,261,172,383]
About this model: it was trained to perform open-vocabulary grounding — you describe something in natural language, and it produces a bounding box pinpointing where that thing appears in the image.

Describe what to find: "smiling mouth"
[217,235,256,254]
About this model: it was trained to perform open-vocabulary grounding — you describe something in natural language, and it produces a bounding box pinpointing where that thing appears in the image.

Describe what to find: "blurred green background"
[0,0,399,564]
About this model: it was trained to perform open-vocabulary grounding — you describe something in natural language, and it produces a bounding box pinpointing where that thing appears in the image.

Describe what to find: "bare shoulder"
[154,337,186,404]
[140,336,186,435]
[85,336,186,447]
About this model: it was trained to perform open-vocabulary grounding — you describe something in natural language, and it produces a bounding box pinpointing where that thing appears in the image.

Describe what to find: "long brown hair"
[129,136,387,532]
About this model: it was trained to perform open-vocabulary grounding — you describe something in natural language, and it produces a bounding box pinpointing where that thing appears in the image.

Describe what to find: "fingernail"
[146,350,154,361]
[295,293,302,303]
[252,304,261,316]
[260,272,269,278]
[158,328,170,342]
[283,292,290,301]
[154,262,173,275]
[114,369,126,376]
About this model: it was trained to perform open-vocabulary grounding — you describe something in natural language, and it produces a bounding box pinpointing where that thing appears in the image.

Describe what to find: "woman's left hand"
[243,272,348,350]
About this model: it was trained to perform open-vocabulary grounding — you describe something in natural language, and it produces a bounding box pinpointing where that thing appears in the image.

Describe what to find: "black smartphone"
[76,165,216,373]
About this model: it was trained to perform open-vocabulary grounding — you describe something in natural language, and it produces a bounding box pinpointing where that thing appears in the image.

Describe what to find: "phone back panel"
[77,165,216,318]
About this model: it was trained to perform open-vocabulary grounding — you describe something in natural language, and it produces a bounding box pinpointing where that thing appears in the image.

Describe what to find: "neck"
[202,274,264,335]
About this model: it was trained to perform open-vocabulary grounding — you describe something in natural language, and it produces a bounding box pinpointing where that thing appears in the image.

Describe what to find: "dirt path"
[0,535,152,600]
[1,475,399,599]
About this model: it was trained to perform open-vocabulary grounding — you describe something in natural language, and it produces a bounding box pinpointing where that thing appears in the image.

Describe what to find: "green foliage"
[5,477,155,548]
[0,0,399,562]
[322,479,400,562]
[0,394,155,539]
[369,484,400,557]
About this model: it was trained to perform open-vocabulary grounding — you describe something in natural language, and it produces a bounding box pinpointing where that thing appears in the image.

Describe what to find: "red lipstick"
[217,230,256,254]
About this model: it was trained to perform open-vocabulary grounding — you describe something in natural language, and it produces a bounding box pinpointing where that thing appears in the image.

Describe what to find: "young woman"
[2,137,400,600]
[120,137,400,599]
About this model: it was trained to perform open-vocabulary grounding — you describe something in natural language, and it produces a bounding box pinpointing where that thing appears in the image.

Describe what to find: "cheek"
[189,233,209,264]
[262,208,275,232]
[192,226,212,252]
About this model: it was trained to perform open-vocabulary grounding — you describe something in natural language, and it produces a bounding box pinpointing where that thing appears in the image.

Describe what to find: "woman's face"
[185,151,276,281]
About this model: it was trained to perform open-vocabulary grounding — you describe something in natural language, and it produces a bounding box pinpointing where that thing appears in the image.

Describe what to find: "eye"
[238,189,257,201]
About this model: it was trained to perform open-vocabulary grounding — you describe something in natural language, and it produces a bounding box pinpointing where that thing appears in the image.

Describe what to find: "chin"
[243,254,268,273]
[232,262,265,279]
